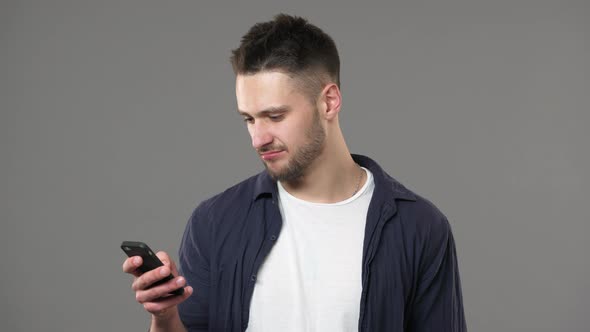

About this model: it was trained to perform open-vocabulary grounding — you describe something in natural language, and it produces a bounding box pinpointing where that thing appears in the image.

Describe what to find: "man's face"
[236,71,326,181]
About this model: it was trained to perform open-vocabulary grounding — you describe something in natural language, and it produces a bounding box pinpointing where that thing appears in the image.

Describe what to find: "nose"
[250,123,273,150]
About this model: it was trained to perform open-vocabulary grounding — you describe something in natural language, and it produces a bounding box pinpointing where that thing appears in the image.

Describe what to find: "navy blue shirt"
[178,154,466,331]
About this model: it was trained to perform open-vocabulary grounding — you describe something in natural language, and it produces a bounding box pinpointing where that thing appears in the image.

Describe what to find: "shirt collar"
[352,154,416,202]
[252,168,277,201]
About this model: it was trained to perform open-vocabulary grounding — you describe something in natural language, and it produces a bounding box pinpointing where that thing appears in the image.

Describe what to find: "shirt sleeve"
[177,203,212,332]
[408,216,467,332]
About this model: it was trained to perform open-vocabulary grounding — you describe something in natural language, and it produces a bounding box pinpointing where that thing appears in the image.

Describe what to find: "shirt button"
[270,235,277,241]
[251,275,257,282]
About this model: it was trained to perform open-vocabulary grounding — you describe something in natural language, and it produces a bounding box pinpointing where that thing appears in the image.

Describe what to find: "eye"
[268,114,284,122]
[243,117,254,124]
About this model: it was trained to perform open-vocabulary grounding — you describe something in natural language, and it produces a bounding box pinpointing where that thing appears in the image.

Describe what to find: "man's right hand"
[122,251,193,330]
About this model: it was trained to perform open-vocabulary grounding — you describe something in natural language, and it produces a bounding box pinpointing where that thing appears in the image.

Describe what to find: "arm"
[176,203,213,331]
[408,217,467,332]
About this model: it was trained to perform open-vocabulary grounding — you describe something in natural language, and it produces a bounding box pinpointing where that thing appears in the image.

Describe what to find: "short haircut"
[230,14,340,100]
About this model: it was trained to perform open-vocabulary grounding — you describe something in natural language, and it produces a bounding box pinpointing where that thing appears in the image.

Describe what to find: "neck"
[280,132,365,203]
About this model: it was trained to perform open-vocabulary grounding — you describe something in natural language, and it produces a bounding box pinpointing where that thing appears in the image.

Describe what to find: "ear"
[318,83,342,121]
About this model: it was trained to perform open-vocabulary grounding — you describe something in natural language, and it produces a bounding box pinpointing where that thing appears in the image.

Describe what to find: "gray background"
[1,0,588,331]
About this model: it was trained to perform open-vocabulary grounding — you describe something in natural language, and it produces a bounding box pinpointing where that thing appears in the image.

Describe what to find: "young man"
[123,14,467,332]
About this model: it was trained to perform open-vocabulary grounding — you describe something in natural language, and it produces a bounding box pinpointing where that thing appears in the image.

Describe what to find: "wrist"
[150,308,180,329]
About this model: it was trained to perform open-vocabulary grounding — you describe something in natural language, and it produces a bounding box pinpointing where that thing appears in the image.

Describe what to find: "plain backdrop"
[1,0,588,331]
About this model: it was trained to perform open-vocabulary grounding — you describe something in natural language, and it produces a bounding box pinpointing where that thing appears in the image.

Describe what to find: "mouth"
[260,150,285,161]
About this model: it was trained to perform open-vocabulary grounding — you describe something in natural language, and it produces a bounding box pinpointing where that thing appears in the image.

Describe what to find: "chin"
[264,165,285,180]
[266,166,305,182]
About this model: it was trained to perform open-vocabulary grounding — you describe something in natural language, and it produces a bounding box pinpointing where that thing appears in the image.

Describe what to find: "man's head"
[231,14,342,182]
[230,13,340,101]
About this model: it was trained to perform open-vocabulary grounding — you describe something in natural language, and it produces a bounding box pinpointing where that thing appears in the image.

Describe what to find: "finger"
[156,251,172,267]
[156,251,179,276]
[122,256,143,277]
[143,286,194,314]
[132,265,170,291]
[135,275,187,303]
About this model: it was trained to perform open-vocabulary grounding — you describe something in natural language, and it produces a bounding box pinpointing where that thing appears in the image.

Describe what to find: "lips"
[260,150,284,160]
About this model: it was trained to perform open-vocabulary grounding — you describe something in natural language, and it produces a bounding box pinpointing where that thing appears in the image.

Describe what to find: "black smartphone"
[121,241,184,296]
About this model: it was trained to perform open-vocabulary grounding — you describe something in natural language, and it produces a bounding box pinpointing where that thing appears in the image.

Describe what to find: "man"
[122,14,467,332]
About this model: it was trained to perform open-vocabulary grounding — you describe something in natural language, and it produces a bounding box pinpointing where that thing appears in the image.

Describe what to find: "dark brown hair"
[230,14,340,99]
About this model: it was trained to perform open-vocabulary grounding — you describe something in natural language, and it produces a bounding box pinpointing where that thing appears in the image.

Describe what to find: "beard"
[261,109,326,182]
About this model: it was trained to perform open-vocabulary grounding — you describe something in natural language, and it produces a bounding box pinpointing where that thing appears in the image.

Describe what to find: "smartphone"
[121,241,184,296]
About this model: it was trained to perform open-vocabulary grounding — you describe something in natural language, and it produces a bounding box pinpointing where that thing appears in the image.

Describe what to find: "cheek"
[283,124,305,146]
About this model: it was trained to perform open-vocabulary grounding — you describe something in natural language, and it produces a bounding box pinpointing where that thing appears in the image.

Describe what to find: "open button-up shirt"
[178,154,467,331]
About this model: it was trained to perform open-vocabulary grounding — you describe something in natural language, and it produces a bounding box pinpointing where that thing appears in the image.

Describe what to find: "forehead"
[235,71,307,113]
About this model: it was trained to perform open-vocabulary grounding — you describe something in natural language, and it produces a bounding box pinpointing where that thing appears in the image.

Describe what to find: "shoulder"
[390,187,454,265]
[195,173,262,215]
[377,171,451,239]
[180,172,266,254]
[359,153,451,235]
[379,180,455,277]
[399,192,449,231]
[187,171,267,227]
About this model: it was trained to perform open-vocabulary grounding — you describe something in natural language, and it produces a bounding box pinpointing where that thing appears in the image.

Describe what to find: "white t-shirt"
[247,168,375,332]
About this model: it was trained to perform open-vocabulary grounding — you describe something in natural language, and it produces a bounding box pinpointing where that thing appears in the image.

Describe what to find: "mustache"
[258,145,285,154]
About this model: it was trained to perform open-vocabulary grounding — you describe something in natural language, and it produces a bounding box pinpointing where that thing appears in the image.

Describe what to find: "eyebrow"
[237,105,291,117]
